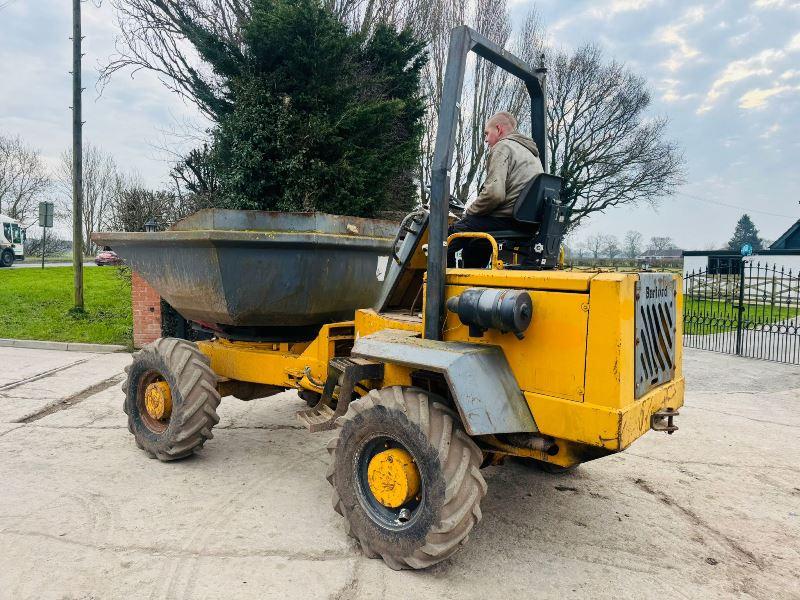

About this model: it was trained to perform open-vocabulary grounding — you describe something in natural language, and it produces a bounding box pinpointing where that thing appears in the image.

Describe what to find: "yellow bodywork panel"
[355,309,423,336]
[440,269,685,455]
[524,375,683,452]
[619,376,683,449]
[380,362,416,388]
[583,273,636,409]
[353,310,420,388]
[446,268,595,292]
[583,272,684,410]
[442,285,589,402]
[194,265,684,465]
[196,322,355,391]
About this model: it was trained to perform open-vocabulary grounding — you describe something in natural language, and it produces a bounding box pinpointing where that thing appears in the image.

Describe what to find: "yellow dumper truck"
[95,26,683,570]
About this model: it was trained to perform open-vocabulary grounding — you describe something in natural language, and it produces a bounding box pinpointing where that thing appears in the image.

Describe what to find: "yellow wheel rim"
[367,448,421,509]
[144,381,172,421]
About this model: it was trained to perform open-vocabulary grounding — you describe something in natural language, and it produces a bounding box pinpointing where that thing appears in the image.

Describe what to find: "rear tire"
[123,338,220,461]
[0,249,13,267]
[327,386,487,570]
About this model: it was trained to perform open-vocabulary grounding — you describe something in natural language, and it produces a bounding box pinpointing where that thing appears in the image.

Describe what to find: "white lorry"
[0,214,25,267]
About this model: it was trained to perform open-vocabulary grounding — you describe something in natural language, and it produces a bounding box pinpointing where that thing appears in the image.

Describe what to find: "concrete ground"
[1,346,798,599]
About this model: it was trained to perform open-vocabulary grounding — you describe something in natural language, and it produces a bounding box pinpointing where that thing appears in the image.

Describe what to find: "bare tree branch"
[412,1,543,204]
[623,230,643,260]
[0,133,50,224]
[105,176,201,232]
[57,144,120,255]
[102,1,682,231]
[546,44,684,230]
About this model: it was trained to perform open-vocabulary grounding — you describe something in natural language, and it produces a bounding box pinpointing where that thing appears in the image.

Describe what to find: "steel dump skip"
[93,210,397,328]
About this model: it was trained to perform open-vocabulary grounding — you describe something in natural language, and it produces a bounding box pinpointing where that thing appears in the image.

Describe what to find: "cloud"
[0,0,203,190]
[550,0,659,33]
[654,7,706,72]
[728,31,752,47]
[697,48,785,113]
[697,29,800,113]
[760,123,781,138]
[589,0,657,17]
[656,78,698,103]
[662,91,698,103]
[738,84,800,109]
[753,0,800,8]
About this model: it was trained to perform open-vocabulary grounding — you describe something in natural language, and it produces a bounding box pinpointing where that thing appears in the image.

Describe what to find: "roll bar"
[424,26,547,340]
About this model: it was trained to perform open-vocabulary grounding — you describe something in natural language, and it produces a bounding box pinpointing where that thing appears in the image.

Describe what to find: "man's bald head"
[487,111,517,130]
[484,111,518,148]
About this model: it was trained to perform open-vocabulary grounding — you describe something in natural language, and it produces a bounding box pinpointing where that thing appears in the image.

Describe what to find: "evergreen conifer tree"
[727,214,764,252]
[172,0,426,218]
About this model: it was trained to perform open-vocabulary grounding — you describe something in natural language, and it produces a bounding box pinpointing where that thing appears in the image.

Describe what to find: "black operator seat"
[490,173,563,239]
[490,173,568,269]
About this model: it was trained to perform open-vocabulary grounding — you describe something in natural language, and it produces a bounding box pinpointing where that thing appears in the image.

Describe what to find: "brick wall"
[132,271,162,349]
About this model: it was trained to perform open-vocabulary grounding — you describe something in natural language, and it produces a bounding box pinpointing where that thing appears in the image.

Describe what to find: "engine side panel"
[443,285,589,403]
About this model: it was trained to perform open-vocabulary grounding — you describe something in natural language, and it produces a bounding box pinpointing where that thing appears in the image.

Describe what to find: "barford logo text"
[645,286,670,300]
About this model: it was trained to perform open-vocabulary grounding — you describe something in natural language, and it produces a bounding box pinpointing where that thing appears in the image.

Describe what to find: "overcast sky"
[1,0,798,248]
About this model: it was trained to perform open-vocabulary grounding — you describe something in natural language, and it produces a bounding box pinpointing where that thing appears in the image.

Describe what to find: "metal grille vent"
[635,273,677,398]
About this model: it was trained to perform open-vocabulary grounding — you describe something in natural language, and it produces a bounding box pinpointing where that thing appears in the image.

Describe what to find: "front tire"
[123,338,221,461]
[327,386,487,570]
[0,249,13,267]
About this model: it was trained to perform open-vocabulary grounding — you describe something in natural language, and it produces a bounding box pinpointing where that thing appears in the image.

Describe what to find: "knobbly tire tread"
[327,386,486,570]
[123,338,220,461]
[0,249,13,267]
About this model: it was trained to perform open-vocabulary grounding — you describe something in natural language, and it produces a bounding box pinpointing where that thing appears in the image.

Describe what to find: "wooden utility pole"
[72,0,84,309]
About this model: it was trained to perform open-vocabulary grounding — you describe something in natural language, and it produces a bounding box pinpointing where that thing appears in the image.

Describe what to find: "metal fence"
[683,260,800,364]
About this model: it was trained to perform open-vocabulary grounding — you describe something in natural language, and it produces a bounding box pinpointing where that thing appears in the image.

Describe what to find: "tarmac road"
[0,346,798,599]
[9,260,98,269]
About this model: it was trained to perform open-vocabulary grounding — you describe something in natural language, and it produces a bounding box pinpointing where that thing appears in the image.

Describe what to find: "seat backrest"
[512,173,563,224]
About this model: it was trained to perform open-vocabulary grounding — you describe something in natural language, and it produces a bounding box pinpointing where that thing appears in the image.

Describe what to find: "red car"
[95,247,123,266]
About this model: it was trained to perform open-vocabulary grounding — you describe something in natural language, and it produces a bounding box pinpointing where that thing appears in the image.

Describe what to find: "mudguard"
[352,329,537,436]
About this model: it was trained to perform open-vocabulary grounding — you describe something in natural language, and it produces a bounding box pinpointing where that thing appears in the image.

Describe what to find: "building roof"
[757,248,800,255]
[683,248,800,257]
[771,219,800,250]
[641,249,682,258]
[682,250,740,257]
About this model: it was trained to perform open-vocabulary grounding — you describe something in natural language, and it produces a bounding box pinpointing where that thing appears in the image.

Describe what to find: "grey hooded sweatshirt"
[466,132,543,217]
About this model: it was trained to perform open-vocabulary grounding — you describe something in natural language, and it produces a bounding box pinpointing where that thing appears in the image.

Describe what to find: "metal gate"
[683,260,800,364]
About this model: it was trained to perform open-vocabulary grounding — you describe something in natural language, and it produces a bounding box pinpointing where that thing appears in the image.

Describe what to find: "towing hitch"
[651,408,679,434]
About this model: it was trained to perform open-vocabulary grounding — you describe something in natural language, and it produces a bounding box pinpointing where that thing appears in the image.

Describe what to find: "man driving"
[447,111,543,267]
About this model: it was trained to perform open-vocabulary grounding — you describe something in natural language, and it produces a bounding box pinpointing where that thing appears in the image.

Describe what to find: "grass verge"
[0,266,132,347]
[684,298,799,335]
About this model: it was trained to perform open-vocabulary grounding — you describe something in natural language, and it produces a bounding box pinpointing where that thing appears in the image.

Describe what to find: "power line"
[676,192,795,219]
